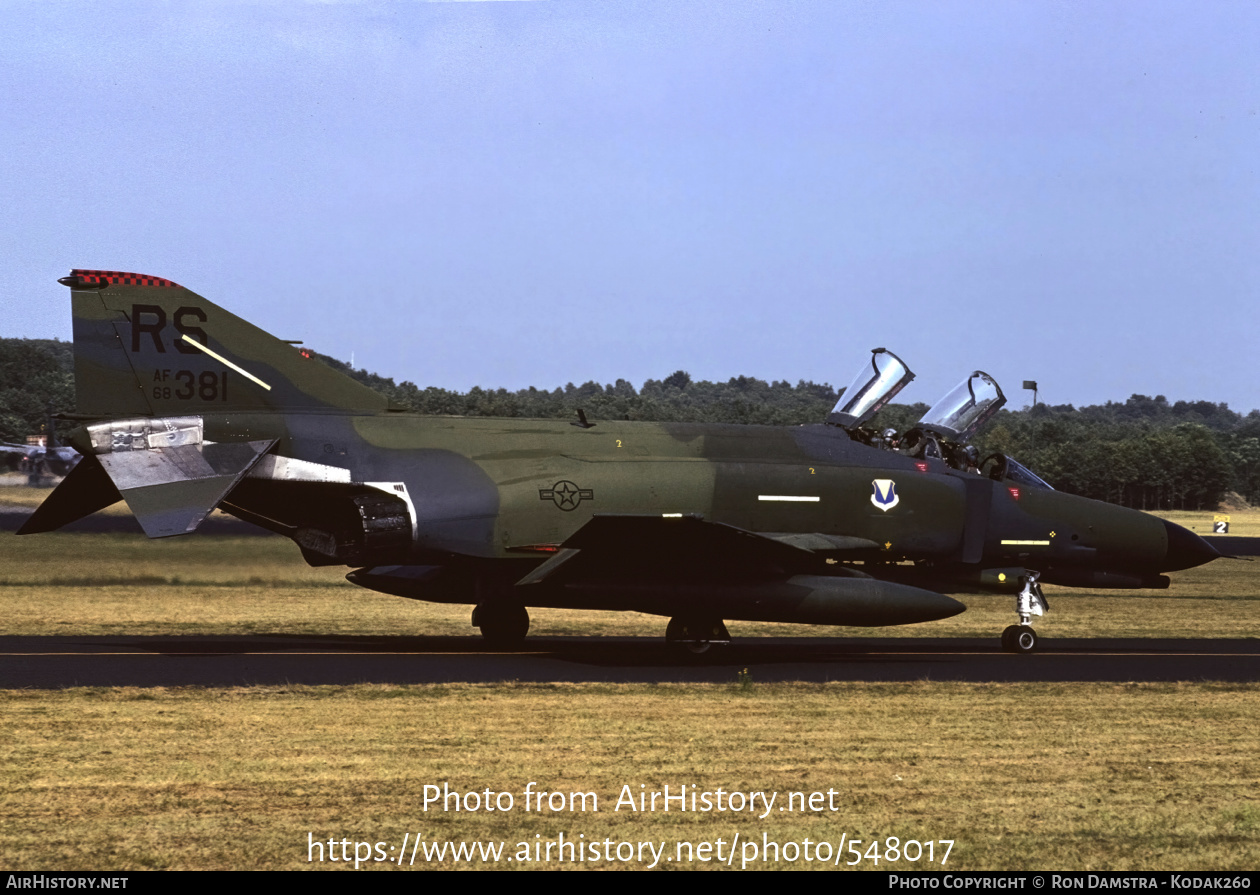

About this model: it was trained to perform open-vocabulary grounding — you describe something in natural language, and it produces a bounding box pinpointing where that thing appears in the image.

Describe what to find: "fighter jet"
[20,270,1222,654]
[0,443,29,473]
[1,440,80,480]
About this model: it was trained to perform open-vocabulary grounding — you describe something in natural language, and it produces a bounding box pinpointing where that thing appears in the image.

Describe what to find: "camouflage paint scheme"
[21,271,1221,651]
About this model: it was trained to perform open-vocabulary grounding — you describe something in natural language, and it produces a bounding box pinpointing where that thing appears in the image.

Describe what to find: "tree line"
[2,337,1256,511]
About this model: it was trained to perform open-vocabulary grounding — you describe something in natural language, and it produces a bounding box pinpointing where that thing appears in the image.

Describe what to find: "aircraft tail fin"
[63,269,392,418]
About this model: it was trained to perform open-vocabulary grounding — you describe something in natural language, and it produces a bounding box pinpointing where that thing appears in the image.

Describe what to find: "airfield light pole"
[1023,381,1038,468]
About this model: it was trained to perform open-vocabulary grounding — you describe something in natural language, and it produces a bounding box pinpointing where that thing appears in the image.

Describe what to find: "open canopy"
[917,371,1006,443]
[827,348,915,429]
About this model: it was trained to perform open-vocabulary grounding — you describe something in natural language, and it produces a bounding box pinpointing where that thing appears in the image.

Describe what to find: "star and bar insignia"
[539,480,594,511]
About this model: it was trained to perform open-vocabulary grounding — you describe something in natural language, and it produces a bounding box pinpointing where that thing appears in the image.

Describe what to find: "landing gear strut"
[1001,571,1048,654]
[665,617,730,657]
[473,602,530,648]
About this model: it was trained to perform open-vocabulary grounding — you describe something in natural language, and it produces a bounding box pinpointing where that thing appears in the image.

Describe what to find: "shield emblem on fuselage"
[871,479,899,512]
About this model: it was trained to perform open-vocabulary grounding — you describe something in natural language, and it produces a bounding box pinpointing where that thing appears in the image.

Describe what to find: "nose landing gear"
[1001,571,1048,654]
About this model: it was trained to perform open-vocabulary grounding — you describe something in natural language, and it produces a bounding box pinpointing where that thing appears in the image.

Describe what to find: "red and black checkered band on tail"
[70,269,182,288]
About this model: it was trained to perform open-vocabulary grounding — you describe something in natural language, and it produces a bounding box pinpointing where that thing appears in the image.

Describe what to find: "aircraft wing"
[760,531,884,554]
[515,514,868,587]
[507,514,962,627]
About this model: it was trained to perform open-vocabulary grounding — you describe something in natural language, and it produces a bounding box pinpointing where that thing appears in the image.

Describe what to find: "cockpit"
[980,453,1054,490]
[828,350,1054,490]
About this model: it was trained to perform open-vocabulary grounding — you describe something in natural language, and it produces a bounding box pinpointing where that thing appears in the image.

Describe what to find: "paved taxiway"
[1,636,1255,687]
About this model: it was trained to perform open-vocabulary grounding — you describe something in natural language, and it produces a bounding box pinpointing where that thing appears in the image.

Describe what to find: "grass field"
[1,494,1258,870]
[2,682,1258,871]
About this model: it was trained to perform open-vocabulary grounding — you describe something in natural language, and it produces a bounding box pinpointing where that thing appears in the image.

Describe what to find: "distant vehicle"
[21,270,1221,654]
[0,443,27,473]
[1,440,80,480]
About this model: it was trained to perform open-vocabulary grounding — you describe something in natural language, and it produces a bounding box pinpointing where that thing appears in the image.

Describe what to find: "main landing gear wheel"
[665,617,730,658]
[473,603,530,648]
[1001,625,1038,654]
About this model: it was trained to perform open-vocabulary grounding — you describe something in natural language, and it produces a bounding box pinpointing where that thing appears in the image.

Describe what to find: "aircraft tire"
[476,603,530,648]
[1002,624,1038,654]
[665,617,725,658]
[1013,626,1038,654]
[667,639,717,660]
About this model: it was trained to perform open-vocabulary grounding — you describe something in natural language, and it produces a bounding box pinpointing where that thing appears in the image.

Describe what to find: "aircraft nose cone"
[1161,519,1221,571]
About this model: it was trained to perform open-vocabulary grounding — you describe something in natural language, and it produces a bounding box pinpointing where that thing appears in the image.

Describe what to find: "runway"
[1,635,1256,687]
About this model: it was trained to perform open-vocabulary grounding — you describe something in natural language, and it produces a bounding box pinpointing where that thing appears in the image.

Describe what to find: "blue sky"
[2,1,1257,412]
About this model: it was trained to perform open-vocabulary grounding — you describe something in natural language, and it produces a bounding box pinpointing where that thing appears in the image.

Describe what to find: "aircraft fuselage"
[188,409,1189,588]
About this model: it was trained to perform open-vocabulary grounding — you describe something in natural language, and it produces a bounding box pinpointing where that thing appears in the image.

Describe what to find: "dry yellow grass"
[0,480,131,513]
[1162,508,1260,537]
[1,683,1257,870]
